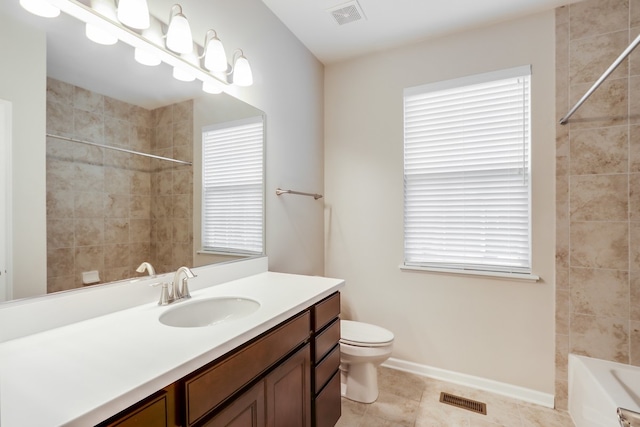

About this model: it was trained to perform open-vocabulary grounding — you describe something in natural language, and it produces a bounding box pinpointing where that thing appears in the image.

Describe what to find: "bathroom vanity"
[0,263,344,427]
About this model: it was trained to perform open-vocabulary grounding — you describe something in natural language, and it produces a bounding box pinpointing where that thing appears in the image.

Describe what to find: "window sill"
[399,264,540,282]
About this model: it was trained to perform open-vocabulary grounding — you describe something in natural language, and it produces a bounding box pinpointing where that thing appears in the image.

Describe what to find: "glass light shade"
[86,0,118,45]
[117,0,150,29]
[166,12,193,54]
[134,47,161,66]
[202,80,223,94]
[86,24,118,45]
[19,0,60,18]
[173,52,198,82]
[233,55,253,87]
[173,66,195,82]
[203,35,227,73]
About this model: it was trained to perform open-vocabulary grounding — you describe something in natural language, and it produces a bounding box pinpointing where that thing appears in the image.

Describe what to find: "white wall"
[324,11,557,393]
[0,12,47,299]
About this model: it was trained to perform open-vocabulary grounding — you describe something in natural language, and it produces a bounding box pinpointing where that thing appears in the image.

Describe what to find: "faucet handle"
[181,277,192,299]
[153,282,172,306]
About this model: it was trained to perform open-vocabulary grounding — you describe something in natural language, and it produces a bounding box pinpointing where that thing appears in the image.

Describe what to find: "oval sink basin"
[159,297,260,328]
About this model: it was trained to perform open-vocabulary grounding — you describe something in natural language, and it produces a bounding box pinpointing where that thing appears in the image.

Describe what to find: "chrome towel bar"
[275,188,323,200]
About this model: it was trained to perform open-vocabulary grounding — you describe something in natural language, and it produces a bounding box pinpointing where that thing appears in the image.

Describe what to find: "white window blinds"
[403,66,531,274]
[202,116,264,255]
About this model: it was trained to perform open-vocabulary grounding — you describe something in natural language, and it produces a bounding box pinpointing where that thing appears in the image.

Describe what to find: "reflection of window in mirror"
[201,116,264,255]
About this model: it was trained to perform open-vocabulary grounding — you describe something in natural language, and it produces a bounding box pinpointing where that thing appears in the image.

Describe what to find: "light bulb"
[86,0,118,45]
[134,47,161,66]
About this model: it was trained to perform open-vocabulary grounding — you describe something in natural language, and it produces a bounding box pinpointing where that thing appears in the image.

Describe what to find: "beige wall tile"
[570,267,629,317]
[47,248,75,278]
[130,219,150,243]
[570,31,629,85]
[104,96,131,121]
[629,76,640,125]
[555,334,569,381]
[47,190,74,218]
[630,222,640,270]
[570,174,628,221]
[629,125,640,172]
[570,0,629,40]
[569,78,628,129]
[104,194,129,218]
[130,195,151,219]
[571,313,629,362]
[104,116,130,148]
[104,244,129,269]
[570,221,628,269]
[74,218,104,247]
[631,271,640,320]
[75,245,104,274]
[74,86,103,114]
[46,101,73,135]
[629,174,640,220]
[74,191,104,218]
[555,379,568,411]
[629,26,640,76]
[632,321,640,365]
[104,167,130,195]
[632,0,640,26]
[74,163,104,192]
[556,289,570,334]
[47,219,74,249]
[46,77,73,105]
[556,220,570,268]
[569,127,628,175]
[104,218,129,245]
[74,109,103,142]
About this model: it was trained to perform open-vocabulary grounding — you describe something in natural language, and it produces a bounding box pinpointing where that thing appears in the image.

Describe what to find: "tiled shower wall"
[46,78,192,293]
[555,0,640,409]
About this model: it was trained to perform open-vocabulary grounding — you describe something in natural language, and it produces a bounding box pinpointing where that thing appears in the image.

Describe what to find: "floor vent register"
[439,392,487,415]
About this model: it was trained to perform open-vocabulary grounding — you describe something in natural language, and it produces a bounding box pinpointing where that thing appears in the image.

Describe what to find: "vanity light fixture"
[134,19,163,66]
[202,30,227,73]
[20,0,255,91]
[116,0,149,30]
[165,4,193,54]
[231,49,253,87]
[85,0,118,45]
[19,0,60,17]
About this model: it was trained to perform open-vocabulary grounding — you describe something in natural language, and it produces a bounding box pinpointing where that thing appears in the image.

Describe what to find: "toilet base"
[340,362,379,404]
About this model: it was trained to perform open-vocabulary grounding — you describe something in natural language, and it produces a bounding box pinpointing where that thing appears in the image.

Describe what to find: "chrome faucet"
[157,266,196,306]
[173,266,196,300]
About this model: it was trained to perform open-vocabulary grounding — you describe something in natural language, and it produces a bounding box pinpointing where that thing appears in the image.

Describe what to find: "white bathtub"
[569,354,640,427]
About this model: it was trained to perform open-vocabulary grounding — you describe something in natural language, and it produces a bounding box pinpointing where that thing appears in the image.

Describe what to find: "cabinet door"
[265,344,311,427]
[202,382,265,427]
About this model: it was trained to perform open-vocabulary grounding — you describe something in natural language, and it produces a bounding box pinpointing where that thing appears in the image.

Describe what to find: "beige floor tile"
[378,366,427,402]
[365,391,420,426]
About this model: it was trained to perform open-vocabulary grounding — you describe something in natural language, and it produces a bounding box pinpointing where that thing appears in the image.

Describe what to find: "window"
[202,116,264,255]
[403,66,531,275]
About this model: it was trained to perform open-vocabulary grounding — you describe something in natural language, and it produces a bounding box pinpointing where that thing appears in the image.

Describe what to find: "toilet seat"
[340,320,394,347]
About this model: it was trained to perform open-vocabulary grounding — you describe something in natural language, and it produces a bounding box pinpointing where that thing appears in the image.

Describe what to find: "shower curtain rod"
[46,133,193,166]
[559,33,640,125]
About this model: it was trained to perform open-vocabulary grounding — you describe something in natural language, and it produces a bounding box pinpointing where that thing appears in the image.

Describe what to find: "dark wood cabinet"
[97,293,341,427]
[310,293,341,427]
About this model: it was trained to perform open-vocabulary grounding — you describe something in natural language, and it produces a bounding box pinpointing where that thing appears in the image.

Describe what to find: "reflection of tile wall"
[46,78,193,292]
[149,100,194,274]
[555,0,640,409]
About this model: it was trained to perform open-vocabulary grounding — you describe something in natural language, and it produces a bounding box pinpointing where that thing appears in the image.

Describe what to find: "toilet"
[339,320,394,403]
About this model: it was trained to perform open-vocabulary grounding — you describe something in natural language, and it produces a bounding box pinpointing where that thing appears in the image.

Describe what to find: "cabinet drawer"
[100,389,171,427]
[313,293,340,331]
[313,371,341,427]
[314,318,340,363]
[185,311,311,426]
[314,344,340,395]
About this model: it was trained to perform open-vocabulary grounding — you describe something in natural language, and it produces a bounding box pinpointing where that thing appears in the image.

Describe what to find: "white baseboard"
[382,357,555,408]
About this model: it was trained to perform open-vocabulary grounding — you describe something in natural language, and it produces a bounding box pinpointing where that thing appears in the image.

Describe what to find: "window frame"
[402,66,538,280]
[200,115,265,257]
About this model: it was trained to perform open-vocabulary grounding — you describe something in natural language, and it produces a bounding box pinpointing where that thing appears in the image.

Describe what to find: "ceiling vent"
[327,1,366,26]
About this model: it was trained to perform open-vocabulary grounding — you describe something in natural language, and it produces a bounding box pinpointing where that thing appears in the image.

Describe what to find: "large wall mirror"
[0,1,265,302]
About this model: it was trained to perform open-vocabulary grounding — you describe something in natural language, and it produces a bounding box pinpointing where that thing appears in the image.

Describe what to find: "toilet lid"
[340,320,394,347]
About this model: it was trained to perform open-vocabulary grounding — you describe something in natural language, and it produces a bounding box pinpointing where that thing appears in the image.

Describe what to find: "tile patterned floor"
[335,367,575,427]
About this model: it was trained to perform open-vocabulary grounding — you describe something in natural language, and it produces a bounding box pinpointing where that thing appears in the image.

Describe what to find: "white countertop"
[0,271,344,427]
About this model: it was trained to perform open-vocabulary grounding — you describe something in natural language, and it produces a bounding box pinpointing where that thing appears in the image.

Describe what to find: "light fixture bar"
[46,0,231,86]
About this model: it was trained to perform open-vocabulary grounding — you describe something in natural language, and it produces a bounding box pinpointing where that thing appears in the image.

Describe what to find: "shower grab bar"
[275,188,323,200]
[619,407,640,427]
[559,33,640,125]
[46,133,193,166]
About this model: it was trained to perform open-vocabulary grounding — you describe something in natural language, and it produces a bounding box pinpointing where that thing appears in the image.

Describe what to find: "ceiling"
[260,0,582,64]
